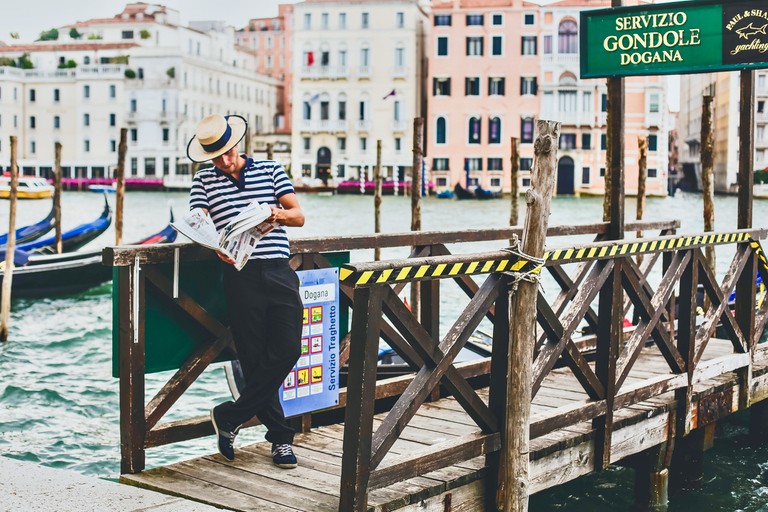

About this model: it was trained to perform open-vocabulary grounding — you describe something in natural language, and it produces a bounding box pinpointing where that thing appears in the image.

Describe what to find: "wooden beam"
[0,135,18,342]
[701,95,716,276]
[738,70,754,231]
[53,142,63,254]
[115,127,128,246]
[119,265,145,474]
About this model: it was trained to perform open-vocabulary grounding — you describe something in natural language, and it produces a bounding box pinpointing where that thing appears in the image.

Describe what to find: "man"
[187,114,304,468]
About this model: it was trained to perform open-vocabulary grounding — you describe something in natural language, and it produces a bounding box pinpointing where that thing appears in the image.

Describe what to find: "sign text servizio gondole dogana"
[580,0,768,79]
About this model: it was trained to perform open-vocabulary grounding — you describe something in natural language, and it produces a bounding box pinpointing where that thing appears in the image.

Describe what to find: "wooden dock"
[121,338,767,511]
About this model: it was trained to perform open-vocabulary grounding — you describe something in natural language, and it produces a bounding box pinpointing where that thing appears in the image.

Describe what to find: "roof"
[0,42,140,53]
[64,2,169,28]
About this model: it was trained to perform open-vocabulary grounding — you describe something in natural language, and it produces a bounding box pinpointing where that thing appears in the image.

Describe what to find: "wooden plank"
[676,250,697,435]
[119,265,145,474]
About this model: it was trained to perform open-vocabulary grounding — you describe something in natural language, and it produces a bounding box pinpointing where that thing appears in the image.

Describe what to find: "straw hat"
[186,114,247,163]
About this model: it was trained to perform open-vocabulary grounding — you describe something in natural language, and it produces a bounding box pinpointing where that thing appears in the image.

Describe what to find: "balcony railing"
[646,112,662,128]
[356,119,371,132]
[598,112,607,126]
[541,54,580,69]
[300,66,350,80]
[756,138,768,149]
[299,119,349,133]
[756,111,768,123]
[391,120,407,132]
[358,66,372,79]
[391,65,407,79]
[541,111,594,126]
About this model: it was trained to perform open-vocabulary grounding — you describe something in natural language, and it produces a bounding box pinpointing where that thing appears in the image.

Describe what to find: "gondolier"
[187,114,305,468]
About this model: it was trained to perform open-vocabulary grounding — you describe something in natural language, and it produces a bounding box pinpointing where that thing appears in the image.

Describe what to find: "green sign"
[581,0,768,78]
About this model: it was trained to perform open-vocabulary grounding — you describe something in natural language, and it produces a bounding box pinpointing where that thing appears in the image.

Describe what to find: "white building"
[0,3,280,181]
[291,0,428,184]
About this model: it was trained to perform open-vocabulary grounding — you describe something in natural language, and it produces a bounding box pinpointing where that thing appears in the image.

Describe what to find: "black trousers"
[217,258,303,445]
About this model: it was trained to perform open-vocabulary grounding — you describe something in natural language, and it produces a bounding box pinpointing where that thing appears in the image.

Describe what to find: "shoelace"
[273,444,293,457]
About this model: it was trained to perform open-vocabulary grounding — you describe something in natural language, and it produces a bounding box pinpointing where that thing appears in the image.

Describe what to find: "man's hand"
[217,252,236,265]
[266,205,284,224]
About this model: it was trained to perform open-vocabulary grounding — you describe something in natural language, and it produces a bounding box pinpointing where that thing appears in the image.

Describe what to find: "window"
[360,137,367,151]
[131,128,138,142]
[393,100,401,121]
[395,137,402,151]
[84,140,90,152]
[395,47,404,66]
[601,134,607,150]
[524,14,535,25]
[53,116,60,129]
[489,118,501,144]
[338,137,346,151]
[145,158,156,176]
[559,20,578,53]
[488,158,503,171]
[583,92,592,112]
[468,117,481,144]
[521,117,534,144]
[303,101,311,120]
[84,56,90,65]
[162,158,170,176]
[29,116,35,129]
[559,91,577,112]
[110,85,116,98]
[490,177,502,188]
[29,89,35,102]
[437,36,448,56]
[302,164,312,177]
[338,50,346,66]
[84,85,90,99]
[111,140,116,152]
[758,100,765,113]
[466,15,484,26]
[162,98,166,112]
[543,35,553,54]
[601,94,608,112]
[520,77,537,95]
[650,94,660,113]
[600,167,606,177]
[338,101,346,120]
[467,158,482,171]
[522,36,537,55]
[163,128,169,142]
[30,141,35,154]
[321,13,329,29]
[361,48,370,66]
[520,158,533,171]
[559,134,576,150]
[54,89,60,102]
[131,158,138,176]
[303,137,311,152]
[362,12,369,29]
[466,36,483,56]
[359,101,367,120]
[130,98,137,112]
[433,77,451,96]
[436,117,446,144]
[433,158,449,171]
[492,36,503,56]
[436,177,448,187]
[396,12,404,28]
[434,15,451,26]
[339,13,347,29]
[303,13,311,29]
[648,135,658,151]
[582,167,590,185]
[320,101,329,120]
[122,30,134,39]
[489,77,505,96]
[493,14,503,26]
[582,133,591,149]
[465,77,480,96]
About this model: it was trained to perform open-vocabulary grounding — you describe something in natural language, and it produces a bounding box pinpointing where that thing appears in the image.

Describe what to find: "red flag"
[307,52,314,66]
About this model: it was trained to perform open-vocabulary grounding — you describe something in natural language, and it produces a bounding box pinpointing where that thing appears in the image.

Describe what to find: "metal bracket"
[133,254,140,344]
[173,247,180,299]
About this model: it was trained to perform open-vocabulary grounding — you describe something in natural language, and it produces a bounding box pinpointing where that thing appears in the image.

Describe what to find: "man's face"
[212,147,240,174]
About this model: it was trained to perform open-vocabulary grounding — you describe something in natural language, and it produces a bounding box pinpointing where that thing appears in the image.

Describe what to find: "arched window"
[488,117,501,144]
[559,20,578,54]
[468,117,481,144]
[337,93,347,121]
[436,117,446,144]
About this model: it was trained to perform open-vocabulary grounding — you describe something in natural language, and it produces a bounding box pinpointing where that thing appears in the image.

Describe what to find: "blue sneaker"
[210,406,239,461]
[271,443,298,468]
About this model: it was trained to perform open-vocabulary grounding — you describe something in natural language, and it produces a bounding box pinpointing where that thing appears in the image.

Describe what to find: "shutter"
[446,78,451,96]
[466,37,470,56]
[520,77,525,95]
[500,78,505,96]
[479,37,484,56]
[433,77,437,96]
[533,77,538,95]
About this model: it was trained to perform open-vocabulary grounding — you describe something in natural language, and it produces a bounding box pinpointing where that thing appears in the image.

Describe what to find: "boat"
[16,195,111,254]
[0,175,55,199]
[0,202,55,246]
[0,210,177,297]
[89,184,117,193]
[437,190,455,199]
[474,186,500,200]
[453,183,475,200]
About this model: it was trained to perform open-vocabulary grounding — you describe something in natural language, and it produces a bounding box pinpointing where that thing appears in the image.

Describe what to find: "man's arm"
[267,193,305,227]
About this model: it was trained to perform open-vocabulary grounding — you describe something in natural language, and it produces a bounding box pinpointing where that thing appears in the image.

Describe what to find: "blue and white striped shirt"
[189,157,295,259]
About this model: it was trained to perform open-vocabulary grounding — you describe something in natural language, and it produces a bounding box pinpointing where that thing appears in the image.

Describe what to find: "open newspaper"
[171,201,278,271]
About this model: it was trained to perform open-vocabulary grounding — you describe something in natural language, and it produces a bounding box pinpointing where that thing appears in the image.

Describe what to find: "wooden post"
[0,136,18,342]
[53,142,63,254]
[500,120,560,512]
[115,128,127,246]
[244,127,251,157]
[374,140,383,261]
[191,162,200,176]
[410,118,424,318]
[634,443,671,510]
[636,136,647,266]
[510,137,520,229]
[602,84,613,223]
[701,96,715,276]
[607,75,625,240]
[267,142,274,161]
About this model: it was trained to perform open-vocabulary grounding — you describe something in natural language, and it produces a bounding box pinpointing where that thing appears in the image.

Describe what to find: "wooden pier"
[105,218,768,511]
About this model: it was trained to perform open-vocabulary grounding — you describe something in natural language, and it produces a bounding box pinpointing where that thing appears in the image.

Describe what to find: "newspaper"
[171,201,278,271]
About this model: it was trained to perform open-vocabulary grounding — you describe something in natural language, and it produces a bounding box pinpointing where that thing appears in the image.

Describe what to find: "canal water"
[1,190,768,510]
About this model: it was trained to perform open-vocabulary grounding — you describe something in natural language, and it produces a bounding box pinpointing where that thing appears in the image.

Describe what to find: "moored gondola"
[0,202,55,246]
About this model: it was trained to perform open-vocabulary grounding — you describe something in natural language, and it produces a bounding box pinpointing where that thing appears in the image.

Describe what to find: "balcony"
[757,85,768,97]
[391,65,407,80]
[646,112,662,128]
[541,54,580,70]
[391,120,407,132]
[757,111,768,124]
[356,119,371,132]
[756,138,768,150]
[299,119,349,134]
[159,111,186,124]
[598,112,607,126]
[300,66,349,80]
[541,110,594,127]
[358,66,372,79]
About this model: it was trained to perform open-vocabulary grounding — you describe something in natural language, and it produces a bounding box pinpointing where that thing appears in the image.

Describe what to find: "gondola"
[0,209,177,298]
[16,195,111,254]
[0,202,55,246]
[453,183,475,200]
[474,186,500,200]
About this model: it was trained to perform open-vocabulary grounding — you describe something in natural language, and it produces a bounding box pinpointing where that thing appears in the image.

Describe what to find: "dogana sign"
[580,0,768,78]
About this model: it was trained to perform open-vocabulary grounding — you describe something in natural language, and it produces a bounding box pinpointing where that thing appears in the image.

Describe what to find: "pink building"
[236,4,294,134]
[427,0,671,197]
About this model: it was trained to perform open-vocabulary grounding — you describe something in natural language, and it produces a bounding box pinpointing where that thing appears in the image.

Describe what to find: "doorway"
[557,156,575,195]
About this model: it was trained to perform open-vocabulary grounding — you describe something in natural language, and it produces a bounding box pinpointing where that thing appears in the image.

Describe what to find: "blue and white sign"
[279,267,340,417]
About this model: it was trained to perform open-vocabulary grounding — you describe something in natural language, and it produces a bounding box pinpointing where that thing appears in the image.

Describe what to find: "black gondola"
[0,202,55,246]
[453,183,475,200]
[474,186,499,199]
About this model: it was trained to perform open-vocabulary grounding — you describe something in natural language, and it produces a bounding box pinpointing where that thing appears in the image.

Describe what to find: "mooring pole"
[607,76,625,240]
[701,96,715,277]
[267,142,274,161]
[244,127,251,157]
[374,140,383,261]
[115,128,127,246]
[53,142,63,254]
[510,136,520,230]
[0,136,19,342]
[636,135,647,266]
[410,117,424,317]
[500,120,560,512]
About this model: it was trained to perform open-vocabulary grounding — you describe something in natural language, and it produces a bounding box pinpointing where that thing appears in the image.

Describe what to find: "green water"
[1,190,768,510]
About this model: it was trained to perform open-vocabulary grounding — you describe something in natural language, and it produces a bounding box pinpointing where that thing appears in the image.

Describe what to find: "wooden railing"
[104,219,679,476]
[335,227,768,510]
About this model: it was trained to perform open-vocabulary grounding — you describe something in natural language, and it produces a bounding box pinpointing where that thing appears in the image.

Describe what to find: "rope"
[500,235,545,295]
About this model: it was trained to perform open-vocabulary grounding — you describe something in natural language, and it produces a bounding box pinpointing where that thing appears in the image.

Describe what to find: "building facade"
[291,0,428,184]
[0,3,280,180]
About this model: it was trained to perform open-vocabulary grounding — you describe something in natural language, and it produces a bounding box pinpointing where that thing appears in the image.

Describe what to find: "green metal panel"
[580,0,768,79]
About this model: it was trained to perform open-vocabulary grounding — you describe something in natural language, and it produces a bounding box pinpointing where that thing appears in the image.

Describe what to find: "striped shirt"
[189,157,295,259]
